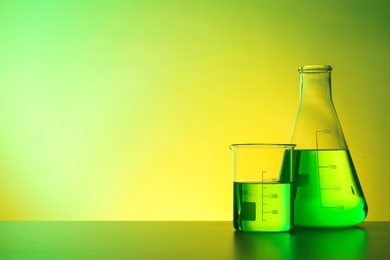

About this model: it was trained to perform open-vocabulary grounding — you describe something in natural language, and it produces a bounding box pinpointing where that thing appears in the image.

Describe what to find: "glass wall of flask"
[289,65,368,227]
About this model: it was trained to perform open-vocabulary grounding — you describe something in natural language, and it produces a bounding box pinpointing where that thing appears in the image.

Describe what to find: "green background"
[0,0,389,220]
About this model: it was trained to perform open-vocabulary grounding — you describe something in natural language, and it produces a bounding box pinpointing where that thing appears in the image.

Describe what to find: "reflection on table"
[234,226,366,259]
[0,222,388,259]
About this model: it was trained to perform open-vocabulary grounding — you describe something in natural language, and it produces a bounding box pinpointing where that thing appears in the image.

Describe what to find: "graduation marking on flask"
[316,130,341,209]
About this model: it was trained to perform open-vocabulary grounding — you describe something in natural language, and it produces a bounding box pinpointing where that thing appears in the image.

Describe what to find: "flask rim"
[299,65,332,73]
[229,143,296,150]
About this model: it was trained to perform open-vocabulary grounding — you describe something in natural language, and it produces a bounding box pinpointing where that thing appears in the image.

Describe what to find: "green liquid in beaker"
[293,149,368,227]
[234,182,293,232]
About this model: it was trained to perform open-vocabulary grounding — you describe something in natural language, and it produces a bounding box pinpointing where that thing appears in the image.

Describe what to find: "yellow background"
[0,0,389,220]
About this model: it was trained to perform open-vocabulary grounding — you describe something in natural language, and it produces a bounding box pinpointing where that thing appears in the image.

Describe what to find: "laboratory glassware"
[290,65,368,227]
[230,143,296,232]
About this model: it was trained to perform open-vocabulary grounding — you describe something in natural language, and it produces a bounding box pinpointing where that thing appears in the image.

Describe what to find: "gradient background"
[0,0,389,220]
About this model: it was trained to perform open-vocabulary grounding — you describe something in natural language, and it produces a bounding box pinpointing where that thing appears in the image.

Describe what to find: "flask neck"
[299,70,332,102]
[291,65,347,150]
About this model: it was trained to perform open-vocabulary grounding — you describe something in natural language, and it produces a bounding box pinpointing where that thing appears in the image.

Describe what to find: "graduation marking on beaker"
[261,171,280,221]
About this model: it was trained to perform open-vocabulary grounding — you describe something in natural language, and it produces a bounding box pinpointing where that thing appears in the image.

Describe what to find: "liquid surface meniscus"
[293,149,368,227]
[234,182,292,232]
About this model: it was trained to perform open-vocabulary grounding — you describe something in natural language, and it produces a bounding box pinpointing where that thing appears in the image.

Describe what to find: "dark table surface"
[0,221,389,259]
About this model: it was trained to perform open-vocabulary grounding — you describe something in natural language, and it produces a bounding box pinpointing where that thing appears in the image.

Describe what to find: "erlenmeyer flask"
[290,65,368,227]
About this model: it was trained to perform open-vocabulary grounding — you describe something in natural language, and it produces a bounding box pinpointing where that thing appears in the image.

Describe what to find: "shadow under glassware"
[233,231,293,259]
[233,226,367,260]
[293,226,367,259]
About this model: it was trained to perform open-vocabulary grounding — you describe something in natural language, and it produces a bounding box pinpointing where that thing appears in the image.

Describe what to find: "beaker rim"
[299,65,332,73]
[229,143,296,150]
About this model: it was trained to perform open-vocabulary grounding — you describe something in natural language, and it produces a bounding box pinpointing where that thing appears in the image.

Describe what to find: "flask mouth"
[229,143,296,150]
[299,65,332,73]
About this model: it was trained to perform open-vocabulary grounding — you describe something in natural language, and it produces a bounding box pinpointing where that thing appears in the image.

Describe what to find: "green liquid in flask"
[234,182,293,232]
[293,149,368,227]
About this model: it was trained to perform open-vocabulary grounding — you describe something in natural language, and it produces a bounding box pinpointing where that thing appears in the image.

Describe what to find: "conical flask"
[290,65,368,227]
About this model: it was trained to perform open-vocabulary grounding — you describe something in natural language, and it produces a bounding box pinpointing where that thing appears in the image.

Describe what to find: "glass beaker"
[230,143,296,232]
[290,65,368,227]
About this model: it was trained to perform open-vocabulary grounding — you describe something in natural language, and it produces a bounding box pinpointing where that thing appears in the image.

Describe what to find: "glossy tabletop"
[0,221,389,259]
